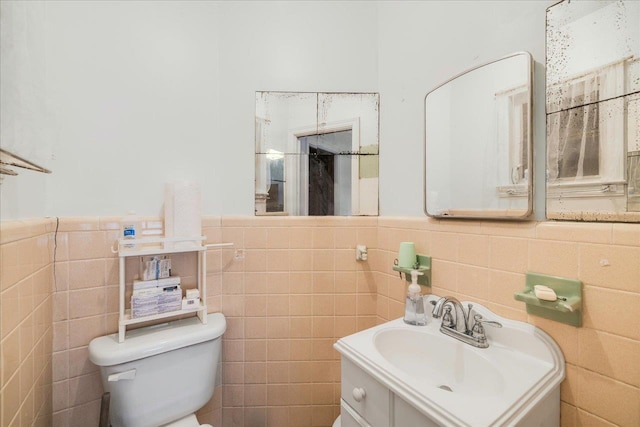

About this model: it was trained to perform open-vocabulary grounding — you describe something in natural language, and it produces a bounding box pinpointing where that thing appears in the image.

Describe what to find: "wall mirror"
[255,92,379,216]
[424,52,533,219]
[546,0,640,222]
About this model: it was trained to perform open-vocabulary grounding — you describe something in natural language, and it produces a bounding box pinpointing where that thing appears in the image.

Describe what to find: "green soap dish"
[392,254,431,287]
[514,272,582,327]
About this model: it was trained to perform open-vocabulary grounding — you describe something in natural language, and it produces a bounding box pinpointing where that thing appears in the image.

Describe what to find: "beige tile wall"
[8,215,639,427]
[0,219,54,427]
[215,216,379,427]
[50,217,122,427]
[376,218,640,427]
[48,216,379,427]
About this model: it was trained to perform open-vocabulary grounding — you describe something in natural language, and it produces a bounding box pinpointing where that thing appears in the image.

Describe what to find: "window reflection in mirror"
[255,92,379,216]
[546,0,640,222]
[424,52,533,219]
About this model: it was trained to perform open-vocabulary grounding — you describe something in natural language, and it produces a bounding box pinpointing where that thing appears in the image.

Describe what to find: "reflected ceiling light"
[266,149,284,160]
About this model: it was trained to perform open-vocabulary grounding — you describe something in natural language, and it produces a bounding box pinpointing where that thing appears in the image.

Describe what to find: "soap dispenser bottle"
[404,270,426,326]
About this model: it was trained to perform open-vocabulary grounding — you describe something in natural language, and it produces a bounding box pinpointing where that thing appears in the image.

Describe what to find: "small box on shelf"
[182,297,200,310]
[139,255,172,280]
[133,276,181,291]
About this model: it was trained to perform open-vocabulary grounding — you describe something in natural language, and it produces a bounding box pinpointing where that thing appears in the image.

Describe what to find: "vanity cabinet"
[336,315,564,427]
[340,357,437,427]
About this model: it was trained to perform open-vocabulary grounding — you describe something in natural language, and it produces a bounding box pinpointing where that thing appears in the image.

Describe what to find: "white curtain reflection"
[547,61,625,183]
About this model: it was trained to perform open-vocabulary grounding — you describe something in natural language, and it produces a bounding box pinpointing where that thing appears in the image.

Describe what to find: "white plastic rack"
[116,236,232,342]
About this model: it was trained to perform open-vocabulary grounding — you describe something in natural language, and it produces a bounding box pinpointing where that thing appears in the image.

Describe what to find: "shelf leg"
[119,256,126,343]
[200,250,207,324]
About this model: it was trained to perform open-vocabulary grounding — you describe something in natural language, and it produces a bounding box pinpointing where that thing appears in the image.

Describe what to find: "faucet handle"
[471,314,502,343]
[473,314,502,329]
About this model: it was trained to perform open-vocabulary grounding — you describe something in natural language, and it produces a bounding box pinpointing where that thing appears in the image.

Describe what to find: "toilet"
[333,416,341,427]
[89,313,226,427]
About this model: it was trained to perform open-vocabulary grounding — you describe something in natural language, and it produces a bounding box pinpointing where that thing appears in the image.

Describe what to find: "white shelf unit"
[116,236,232,343]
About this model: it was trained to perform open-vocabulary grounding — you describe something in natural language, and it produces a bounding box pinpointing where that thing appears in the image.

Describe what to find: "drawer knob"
[352,387,367,402]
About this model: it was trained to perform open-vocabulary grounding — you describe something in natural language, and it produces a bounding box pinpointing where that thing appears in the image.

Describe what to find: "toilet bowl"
[162,414,212,427]
[89,313,226,427]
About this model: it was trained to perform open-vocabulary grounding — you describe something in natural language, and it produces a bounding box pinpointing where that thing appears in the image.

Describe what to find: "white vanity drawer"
[341,399,371,427]
[341,357,390,427]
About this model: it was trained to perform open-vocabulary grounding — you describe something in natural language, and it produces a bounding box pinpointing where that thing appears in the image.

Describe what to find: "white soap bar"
[534,285,557,302]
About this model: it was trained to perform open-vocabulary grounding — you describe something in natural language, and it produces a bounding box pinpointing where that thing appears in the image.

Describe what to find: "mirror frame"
[423,51,534,220]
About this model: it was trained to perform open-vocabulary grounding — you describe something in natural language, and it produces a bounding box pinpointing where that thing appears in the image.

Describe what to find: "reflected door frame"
[287,118,360,215]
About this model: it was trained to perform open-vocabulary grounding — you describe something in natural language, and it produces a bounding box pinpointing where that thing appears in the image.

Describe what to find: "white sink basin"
[374,328,504,396]
[335,299,565,426]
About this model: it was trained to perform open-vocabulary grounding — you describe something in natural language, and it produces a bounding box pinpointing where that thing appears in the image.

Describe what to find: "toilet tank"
[89,313,226,427]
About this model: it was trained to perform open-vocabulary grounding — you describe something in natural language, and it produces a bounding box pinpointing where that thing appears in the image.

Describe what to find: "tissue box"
[131,286,182,318]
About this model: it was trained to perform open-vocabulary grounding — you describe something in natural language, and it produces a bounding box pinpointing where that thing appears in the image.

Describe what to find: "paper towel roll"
[164,181,202,249]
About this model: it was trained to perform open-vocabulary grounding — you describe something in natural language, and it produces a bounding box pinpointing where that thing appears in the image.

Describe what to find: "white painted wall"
[1,0,223,219]
[1,0,553,220]
[215,1,379,216]
[0,1,50,220]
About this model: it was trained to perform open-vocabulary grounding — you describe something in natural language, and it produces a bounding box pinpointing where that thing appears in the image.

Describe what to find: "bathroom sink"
[374,328,504,396]
[335,299,565,426]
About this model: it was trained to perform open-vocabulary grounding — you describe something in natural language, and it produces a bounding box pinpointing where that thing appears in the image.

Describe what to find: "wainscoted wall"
[47,216,379,427]
[0,219,54,427]
[3,216,638,427]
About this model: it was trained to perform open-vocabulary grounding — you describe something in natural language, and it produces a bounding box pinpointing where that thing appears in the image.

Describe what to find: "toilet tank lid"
[88,312,226,367]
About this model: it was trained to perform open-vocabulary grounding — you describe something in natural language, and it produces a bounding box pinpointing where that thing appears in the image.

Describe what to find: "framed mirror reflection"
[546,0,640,222]
[424,52,534,219]
[255,92,379,216]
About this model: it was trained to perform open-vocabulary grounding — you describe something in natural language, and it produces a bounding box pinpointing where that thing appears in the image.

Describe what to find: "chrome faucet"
[431,296,502,349]
[431,296,472,333]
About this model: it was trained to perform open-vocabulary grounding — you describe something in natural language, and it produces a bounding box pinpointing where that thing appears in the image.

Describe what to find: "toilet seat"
[332,415,341,427]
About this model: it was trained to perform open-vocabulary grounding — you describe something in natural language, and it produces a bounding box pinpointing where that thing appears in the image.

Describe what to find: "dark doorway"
[308,147,334,215]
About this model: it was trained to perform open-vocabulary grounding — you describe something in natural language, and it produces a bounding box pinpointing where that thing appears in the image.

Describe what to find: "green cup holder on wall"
[392,254,432,287]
